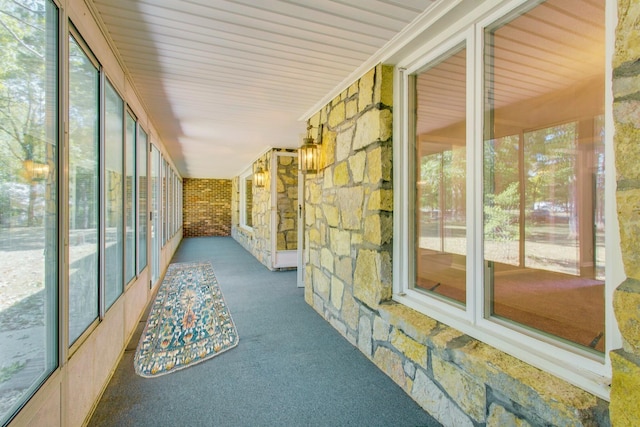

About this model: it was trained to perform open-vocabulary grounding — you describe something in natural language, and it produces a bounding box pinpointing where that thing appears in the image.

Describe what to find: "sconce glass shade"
[298,136,319,174]
[22,159,50,181]
[254,166,266,187]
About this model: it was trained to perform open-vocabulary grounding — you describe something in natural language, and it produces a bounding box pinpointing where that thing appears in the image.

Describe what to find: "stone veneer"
[276,154,298,251]
[610,1,640,424]
[302,64,611,426]
[232,149,297,269]
[182,178,231,237]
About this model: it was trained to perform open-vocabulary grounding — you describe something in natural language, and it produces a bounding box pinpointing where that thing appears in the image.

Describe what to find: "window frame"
[67,26,101,347]
[124,109,137,286]
[102,77,125,312]
[410,36,471,310]
[393,0,620,399]
[239,167,254,231]
[0,1,60,423]
[137,125,148,274]
[150,144,161,284]
[161,158,167,246]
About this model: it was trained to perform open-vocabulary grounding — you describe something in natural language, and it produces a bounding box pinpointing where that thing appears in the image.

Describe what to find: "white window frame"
[239,167,254,232]
[393,0,621,400]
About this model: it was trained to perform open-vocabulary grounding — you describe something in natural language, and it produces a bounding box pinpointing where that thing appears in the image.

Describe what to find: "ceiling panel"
[415,0,604,140]
[90,0,436,177]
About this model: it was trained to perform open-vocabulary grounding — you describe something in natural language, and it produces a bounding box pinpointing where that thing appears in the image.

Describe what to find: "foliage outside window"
[399,0,611,393]
[0,2,181,422]
[0,1,58,423]
[162,159,167,245]
[150,145,161,284]
[68,33,99,345]
[482,0,605,353]
[125,112,136,283]
[240,169,253,229]
[104,80,124,310]
[414,45,467,305]
[137,127,148,273]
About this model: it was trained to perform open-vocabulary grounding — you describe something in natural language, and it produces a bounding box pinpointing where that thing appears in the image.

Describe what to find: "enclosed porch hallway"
[88,237,440,427]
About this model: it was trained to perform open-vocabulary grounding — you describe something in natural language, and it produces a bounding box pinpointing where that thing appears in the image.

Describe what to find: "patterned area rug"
[134,262,239,377]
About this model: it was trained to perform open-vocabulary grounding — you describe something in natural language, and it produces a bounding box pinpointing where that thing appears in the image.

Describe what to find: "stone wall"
[276,154,298,250]
[304,63,393,315]
[182,178,231,237]
[231,151,271,267]
[610,1,640,424]
[302,64,609,426]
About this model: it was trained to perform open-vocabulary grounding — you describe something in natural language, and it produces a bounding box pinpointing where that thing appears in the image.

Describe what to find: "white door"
[296,168,305,288]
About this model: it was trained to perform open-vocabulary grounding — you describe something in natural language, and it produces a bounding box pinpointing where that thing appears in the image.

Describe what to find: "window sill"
[383,296,611,408]
[238,225,254,234]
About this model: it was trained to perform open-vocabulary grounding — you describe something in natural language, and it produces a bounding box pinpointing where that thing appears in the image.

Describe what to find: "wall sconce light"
[254,164,266,188]
[22,159,50,182]
[298,123,322,174]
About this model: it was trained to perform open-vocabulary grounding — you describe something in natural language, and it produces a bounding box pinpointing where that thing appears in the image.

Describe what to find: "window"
[68,32,99,345]
[173,169,176,236]
[137,127,148,273]
[483,0,607,351]
[162,159,167,245]
[171,170,175,236]
[125,112,136,283]
[150,145,161,284]
[174,170,179,235]
[413,45,467,306]
[240,169,253,229]
[167,166,171,239]
[178,178,182,232]
[0,1,58,423]
[175,173,178,235]
[396,0,616,395]
[104,80,124,310]
[172,172,176,236]
[168,166,172,237]
[1,4,179,422]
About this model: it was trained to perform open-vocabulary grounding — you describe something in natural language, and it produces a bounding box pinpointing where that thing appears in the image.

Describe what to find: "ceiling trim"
[234,145,275,178]
[298,0,463,121]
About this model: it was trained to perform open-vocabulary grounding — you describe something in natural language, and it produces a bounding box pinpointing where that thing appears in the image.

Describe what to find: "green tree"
[524,123,577,214]
[484,135,520,243]
[0,0,52,226]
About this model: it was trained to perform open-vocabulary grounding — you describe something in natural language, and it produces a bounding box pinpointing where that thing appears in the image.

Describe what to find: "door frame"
[270,151,298,270]
[296,167,305,288]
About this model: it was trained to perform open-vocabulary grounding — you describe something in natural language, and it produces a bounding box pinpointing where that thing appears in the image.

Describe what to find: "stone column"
[611,1,640,424]
[303,63,394,338]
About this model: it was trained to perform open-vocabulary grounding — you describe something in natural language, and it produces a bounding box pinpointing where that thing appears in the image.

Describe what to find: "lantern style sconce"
[254,162,266,188]
[22,159,50,182]
[298,123,322,174]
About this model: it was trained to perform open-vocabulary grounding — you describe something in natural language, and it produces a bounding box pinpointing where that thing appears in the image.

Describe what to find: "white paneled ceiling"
[89,0,437,178]
[414,0,605,138]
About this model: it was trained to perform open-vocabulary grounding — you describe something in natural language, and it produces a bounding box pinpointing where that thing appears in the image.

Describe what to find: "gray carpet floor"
[88,237,440,427]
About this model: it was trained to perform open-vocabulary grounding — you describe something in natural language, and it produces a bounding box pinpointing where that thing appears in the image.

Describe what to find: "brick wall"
[183,178,231,237]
